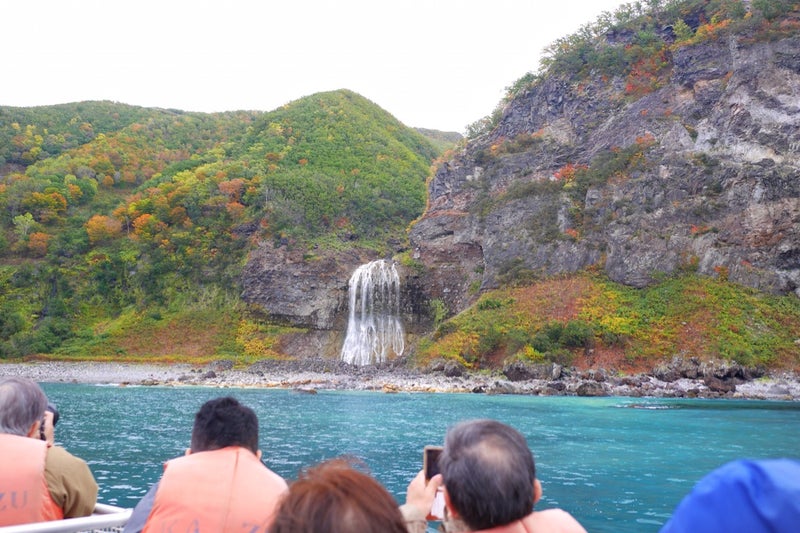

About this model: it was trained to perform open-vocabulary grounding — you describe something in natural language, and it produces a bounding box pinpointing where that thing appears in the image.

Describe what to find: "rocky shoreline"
[1,357,799,401]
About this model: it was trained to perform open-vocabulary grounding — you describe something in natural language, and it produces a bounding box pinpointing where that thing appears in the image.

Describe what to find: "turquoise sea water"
[41,384,800,532]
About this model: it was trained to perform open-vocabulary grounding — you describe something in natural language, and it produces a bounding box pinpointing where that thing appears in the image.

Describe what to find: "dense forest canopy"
[0,91,440,359]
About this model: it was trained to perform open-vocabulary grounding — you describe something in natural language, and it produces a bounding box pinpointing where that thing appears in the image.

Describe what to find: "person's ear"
[26,420,40,439]
[256,449,262,460]
[533,479,542,505]
[443,486,460,518]
[185,448,192,456]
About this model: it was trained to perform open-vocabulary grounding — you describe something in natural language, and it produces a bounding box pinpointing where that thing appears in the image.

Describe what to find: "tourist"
[124,396,288,533]
[0,377,98,526]
[270,457,408,533]
[403,419,587,533]
[659,458,800,532]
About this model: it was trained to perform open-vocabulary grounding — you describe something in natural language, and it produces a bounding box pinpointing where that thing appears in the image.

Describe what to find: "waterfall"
[340,259,405,366]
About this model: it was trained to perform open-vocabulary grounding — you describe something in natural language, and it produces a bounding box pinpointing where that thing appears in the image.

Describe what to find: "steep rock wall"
[239,32,799,350]
[409,33,800,315]
[240,243,432,356]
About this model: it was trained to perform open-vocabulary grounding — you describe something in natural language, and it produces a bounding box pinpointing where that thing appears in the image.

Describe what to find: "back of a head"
[440,419,536,531]
[660,458,800,533]
[190,396,259,453]
[269,458,407,533]
[0,377,48,436]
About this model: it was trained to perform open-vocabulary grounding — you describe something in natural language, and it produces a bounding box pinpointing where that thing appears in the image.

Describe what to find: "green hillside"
[0,91,439,360]
[232,90,438,243]
[416,273,800,372]
[0,101,162,167]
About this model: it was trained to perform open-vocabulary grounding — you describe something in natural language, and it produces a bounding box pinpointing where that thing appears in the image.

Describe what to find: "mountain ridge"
[0,0,798,375]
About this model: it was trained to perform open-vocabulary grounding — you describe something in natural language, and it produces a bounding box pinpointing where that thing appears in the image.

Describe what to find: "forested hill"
[0,101,183,167]
[0,91,443,359]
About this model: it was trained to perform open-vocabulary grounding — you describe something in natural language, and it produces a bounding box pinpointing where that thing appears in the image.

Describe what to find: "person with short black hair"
[124,396,287,533]
[406,419,586,533]
[190,396,260,453]
[0,377,97,526]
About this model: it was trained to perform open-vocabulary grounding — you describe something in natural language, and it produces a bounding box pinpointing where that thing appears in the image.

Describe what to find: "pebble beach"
[1,359,799,401]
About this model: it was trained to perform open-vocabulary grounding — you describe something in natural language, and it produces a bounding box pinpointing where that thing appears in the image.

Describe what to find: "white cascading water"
[340,259,405,366]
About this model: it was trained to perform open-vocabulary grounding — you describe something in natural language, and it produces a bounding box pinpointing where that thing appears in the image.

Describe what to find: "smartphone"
[424,445,443,480]
[423,446,446,520]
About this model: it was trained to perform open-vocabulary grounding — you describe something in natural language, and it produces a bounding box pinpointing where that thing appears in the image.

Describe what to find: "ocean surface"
[41,383,800,532]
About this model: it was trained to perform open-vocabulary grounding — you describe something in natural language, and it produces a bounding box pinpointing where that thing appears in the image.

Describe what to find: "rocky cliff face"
[409,32,800,316]
[240,243,352,331]
[239,27,800,357]
[240,243,433,357]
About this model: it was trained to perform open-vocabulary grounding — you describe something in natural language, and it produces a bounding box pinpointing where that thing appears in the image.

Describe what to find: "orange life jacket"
[0,434,64,526]
[143,446,288,533]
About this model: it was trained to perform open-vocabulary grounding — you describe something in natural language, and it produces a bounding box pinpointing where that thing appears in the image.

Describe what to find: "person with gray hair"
[434,419,586,533]
[0,377,97,526]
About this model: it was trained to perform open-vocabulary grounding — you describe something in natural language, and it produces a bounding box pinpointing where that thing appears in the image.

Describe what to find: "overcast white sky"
[2,0,627,133]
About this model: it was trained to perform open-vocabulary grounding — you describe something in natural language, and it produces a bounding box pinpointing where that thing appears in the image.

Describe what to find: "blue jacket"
[660,458,800,533]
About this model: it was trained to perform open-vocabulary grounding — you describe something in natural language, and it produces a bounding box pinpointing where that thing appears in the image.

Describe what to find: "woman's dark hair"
[270,458,407,533]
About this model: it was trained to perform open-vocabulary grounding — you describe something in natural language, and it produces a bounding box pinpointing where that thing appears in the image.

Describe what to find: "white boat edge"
[0,503,132,533]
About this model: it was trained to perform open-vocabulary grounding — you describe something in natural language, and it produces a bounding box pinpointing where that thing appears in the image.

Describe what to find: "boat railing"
[0,503,132,533]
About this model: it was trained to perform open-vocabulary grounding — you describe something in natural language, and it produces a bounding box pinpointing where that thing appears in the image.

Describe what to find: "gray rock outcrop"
[408,33,800,315]
[237,19,800,368]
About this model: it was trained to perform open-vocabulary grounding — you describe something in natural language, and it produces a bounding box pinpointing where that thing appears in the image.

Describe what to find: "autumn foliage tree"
[218,178,246,202]
[132,213,165,240]
[22,191,67,222]
[85,215,123,244]
[27,232,51,256]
